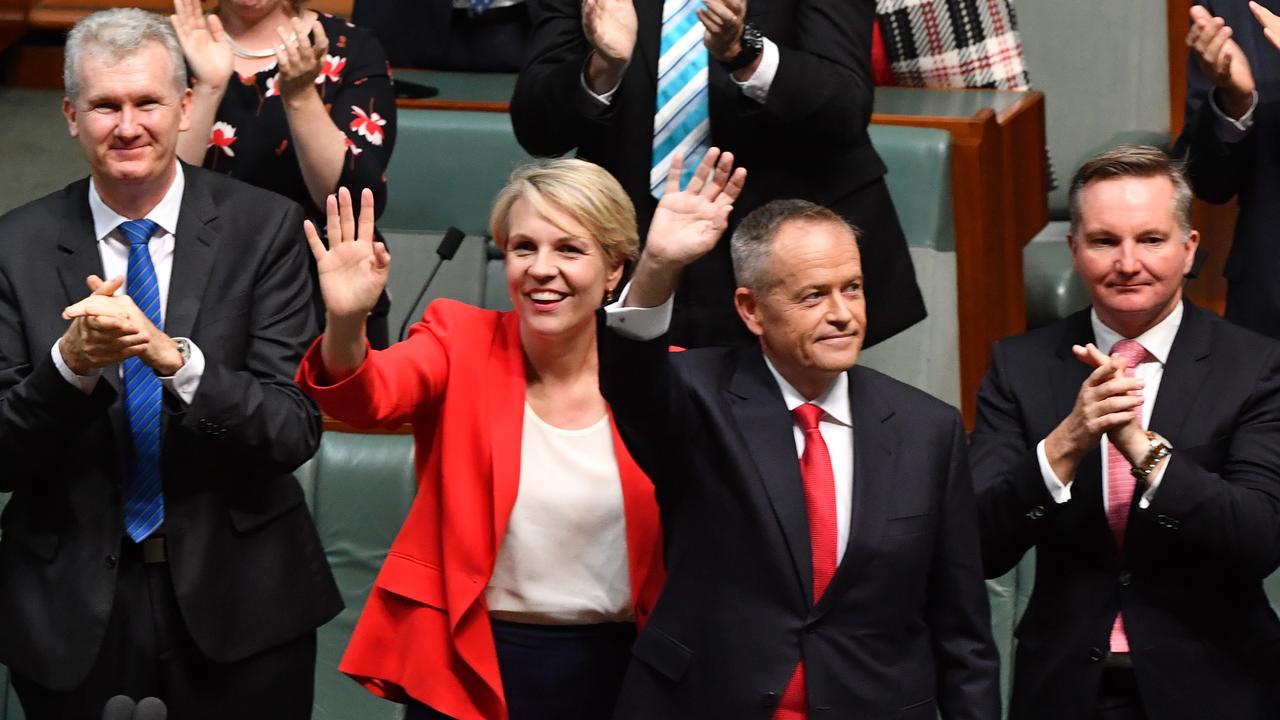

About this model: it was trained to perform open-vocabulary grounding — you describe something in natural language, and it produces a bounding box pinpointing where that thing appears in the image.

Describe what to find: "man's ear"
[734,287,764,337]
[63,97,79,138]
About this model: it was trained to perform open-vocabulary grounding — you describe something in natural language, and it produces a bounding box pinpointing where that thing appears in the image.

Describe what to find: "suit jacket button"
[1026,505,1046,519]
[105,554,118,569]
[761,692,778,708]
[1089,647,1105,662]
[1118,571,1132,587]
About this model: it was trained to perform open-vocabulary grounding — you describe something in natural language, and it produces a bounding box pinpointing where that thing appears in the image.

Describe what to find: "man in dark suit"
[513,0,925,349]
[0,9,341,718]
[1174,1,1280,339]
[970,145,1280,719]
[598,153,998,719]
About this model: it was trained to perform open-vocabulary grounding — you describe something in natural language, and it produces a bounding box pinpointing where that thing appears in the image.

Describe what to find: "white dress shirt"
[1035,303,1183,509]
[1211,87,1258,143]
[605,288,855,563]
[52,162,206,404]
[583,38,780,106]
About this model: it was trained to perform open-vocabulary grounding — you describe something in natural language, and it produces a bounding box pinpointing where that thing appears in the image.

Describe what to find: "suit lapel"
[636,0,662,85]
[727,348,813,604]
[1148,301,1211,442]
[164,165,218,340]
[487,312,525,552]
[816,367,898,612]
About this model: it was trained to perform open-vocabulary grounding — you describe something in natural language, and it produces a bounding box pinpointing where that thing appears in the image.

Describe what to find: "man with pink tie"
[970,145,1280,720]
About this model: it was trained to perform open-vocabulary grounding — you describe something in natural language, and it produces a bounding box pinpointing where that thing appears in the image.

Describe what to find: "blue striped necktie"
[119,219,165,543]
[651,0,711,198]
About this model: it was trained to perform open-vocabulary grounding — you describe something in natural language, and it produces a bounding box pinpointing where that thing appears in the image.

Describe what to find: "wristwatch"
[721,23,764,72]
[1130,431,1172,483]
[173,337,192,365]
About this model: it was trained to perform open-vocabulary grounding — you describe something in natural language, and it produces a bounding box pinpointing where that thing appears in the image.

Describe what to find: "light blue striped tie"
[651,0,711,198]
[119,219,165,543]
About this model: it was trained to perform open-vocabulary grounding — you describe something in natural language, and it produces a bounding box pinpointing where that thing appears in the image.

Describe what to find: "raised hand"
[171,0,233,89]
[275,15,329,99]
[697,0,747,62]
[645,148,747,267]
[584,0,638,65]
[1251,1,1280,52]
[306,187,390,323]
[1187,5,1256,119]
[624,148,747,309]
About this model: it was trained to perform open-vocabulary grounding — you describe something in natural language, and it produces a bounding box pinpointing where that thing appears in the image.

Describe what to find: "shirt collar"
[87,161,185,242]
[1090,300,1183,365]
[762,356,853,427]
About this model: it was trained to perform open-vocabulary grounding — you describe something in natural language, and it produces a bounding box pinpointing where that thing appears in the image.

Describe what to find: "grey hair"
[1068,144,1193,240]
[64,8,188,104]
[730,199,858,293]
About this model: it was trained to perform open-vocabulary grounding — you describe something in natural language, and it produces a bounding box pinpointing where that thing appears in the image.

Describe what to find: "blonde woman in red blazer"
[295,152,744,720]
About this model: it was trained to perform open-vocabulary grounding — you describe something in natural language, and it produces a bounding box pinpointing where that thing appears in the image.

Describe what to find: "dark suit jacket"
[969,301,1280,720]
[598,321,999,719]
[0,166,342,691]
[1174,0,1280,339]
[513,0,926,349]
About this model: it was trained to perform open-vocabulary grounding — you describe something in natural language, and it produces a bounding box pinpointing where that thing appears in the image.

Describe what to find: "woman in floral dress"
[172,0,397,347]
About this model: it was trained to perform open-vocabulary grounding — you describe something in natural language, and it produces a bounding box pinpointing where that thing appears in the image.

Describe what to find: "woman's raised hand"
[171,0,233,89]
[305,187,390,322]
[645,148,747,268]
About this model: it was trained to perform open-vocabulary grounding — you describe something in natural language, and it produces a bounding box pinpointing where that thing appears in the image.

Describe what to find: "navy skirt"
[406,619,636,720]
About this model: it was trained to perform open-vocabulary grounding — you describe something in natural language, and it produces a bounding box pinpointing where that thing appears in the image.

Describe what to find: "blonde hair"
[489,158,639,268]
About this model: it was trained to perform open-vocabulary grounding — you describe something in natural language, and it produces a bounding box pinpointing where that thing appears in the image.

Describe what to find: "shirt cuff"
[51,340,101,395]
[1137,455,1170,509]
[731,37,778,104]
[1036,438,1073,504]
[581,53,626,106]
[604,281,674,341]
[1210,87,1257,143]
[158,337,204,406]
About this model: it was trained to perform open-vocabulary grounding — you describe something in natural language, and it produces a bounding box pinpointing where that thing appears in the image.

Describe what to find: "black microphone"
[398,226,466,342]
[133,697,167,720]
[101,695,135,720]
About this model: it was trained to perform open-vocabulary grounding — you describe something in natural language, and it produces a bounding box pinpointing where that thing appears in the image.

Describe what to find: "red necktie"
[1105,339,1153,653]
[775,403,839,720]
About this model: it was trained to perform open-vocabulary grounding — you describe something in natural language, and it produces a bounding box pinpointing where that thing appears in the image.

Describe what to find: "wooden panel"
[0,0,28,56]
[1169,0,1192,137]
[873,91,1048,428]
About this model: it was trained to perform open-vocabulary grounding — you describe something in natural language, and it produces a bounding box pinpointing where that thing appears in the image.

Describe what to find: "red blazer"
[296,299,665,720]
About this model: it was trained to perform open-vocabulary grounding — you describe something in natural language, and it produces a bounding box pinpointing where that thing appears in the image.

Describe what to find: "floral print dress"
[201,12,397,223]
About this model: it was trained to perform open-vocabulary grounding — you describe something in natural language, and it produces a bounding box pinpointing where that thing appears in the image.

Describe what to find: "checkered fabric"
[876,0,1030,91]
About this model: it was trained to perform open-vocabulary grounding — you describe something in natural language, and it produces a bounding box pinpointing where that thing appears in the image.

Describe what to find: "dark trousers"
[1094,665,1147,720]
[11,537,317,720]
[407,619,636,720]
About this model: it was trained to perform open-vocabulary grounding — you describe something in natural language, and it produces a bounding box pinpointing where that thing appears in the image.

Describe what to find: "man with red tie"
[598,162,999,718]
[970,145,1280,720]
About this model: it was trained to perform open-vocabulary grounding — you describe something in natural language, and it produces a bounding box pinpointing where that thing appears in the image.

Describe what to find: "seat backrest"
[303,432,417,720]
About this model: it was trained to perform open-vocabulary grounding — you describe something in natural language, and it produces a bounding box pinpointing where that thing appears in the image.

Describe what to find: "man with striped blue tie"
[513,0,926,349]
[0,9,340,719]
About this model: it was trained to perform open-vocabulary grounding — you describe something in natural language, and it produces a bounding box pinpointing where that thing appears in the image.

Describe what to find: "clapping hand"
[1043,343,1147,482]
[171,0,233,89]
[1251,1,1280,51]
[583,0,637,66]
[305,187,390,323]
[697,0,747,62]
[275,15,330,99]
[1187,4,1256,119]
[645,148,747,267]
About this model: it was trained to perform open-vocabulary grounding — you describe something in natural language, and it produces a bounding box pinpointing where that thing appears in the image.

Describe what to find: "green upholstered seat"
[303,432,417,720]
[868,124,955,253]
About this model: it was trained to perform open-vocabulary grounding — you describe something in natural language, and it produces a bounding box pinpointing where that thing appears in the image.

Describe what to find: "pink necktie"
[775,403,839,720]
[1105,338,1153,653]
